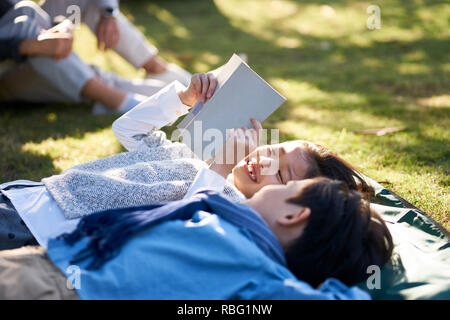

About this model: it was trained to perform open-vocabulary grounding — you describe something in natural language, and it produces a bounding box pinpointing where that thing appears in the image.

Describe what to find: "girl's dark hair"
[302,143,374,201]
[285,177,393,288]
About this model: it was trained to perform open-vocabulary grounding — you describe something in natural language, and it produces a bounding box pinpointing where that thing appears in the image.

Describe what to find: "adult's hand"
[20,31,73,61]
[96,16,120,50]
[178,73,218,106]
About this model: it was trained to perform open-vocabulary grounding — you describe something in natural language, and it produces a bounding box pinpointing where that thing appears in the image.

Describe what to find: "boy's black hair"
[285,177,393,287]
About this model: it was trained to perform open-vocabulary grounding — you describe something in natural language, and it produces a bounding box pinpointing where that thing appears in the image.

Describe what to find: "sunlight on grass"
[215,0,305,44]
[21,129,122,173]
[144,3,191,40]
[397,62,432,75]
[272,78,369,106]
[268,79,403,131]
[191,52,222,72]
[214,0,395,47]
[215,0,448,50]
[366,168,450,226]
[275,36,302,49]
[416,95,450,108]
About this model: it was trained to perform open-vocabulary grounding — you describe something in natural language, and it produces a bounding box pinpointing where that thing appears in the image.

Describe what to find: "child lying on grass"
[0,73,375,254]
[0,177,393,299]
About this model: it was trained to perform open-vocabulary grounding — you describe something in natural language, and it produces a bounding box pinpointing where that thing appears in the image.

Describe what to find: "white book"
[174,54,286,160]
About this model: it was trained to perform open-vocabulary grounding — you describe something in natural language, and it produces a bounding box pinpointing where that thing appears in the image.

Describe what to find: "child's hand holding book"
[209,118,262,178]
[178,73,218,106]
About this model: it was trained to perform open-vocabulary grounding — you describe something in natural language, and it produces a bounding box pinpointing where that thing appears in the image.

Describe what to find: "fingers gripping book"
[174,54,286,160]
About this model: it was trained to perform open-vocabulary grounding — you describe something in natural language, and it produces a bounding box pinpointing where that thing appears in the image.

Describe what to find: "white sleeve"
[112,80,190,151]
[183,168,227,199]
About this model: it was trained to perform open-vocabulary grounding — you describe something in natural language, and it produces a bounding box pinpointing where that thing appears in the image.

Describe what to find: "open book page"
[175,54,286,160]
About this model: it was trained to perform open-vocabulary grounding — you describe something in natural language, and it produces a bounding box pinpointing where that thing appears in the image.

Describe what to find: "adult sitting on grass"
[0,73,374,254]
[0,177,393,299]
[0,0,186,114]
[39,0,191,85]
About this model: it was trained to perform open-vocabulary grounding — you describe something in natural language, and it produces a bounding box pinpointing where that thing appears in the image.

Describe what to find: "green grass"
[0,0,448,229]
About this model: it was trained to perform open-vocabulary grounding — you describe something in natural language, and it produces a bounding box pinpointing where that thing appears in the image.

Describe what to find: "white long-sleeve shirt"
[0,81,227,247]
[112,80,190,152]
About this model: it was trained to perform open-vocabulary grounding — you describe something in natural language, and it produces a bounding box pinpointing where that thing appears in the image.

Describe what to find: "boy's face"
[246,179,314,229]
[231,141,314,198]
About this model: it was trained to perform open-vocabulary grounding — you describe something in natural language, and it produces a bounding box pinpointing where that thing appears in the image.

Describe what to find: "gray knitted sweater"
[42,130,245,220]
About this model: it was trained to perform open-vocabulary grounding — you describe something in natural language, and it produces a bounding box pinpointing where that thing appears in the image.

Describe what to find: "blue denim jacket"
[47,206,369,300]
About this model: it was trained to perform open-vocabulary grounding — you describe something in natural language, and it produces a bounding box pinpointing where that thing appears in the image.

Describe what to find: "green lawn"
[0,0,448,229]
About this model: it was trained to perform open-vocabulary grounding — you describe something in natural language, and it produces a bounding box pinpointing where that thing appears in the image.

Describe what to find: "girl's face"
[231,141,315,198]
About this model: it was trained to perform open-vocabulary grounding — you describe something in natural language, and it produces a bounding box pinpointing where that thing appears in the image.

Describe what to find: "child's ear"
[277,206,311,227]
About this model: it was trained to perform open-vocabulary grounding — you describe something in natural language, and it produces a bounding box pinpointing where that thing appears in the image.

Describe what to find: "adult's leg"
[0,1,52,30]
[0,55,135,112]
[0,246,79,300]
[0,50,122,107]
[81,77,128,110]
[89,64,167,97]
[0,61,72,103]
[0,3,132,110]
[0,1,79,103]
[0,1,84,103]
[40,0,158,69]
[0,1,51,41]
[41,0,191,85]
[37,0,70,23]
[101,11,191,85]
[87,65,167,114]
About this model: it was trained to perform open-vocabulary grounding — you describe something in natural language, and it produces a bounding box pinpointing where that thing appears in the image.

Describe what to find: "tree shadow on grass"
[127,0,449,215]
[126,0,449,150]
[0,101,118,182]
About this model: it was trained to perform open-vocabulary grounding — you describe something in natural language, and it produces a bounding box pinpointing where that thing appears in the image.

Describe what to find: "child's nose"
[258,156,273,167]
[258,156,279,175]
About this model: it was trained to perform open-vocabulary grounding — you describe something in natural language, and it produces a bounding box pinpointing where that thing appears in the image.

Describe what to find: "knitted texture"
[43,131,245,219]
